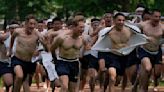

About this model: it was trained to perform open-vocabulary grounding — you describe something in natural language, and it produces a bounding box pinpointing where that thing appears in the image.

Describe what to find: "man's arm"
[46,30,60,43]
[50,36,63,59]
[136,22,144,33]
[50,36,63,53]
[36,30,51,52]
[8,30,18,56]
[0,32,9,42]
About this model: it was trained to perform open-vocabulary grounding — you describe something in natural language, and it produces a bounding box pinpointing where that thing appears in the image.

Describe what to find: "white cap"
[9,24,19,28]
[46,19,52,25]
[135,7,145,12]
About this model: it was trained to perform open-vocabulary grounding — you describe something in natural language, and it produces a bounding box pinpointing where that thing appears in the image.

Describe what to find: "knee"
[14,73,24,82]
[109,75,116,83]
[4,80,13,87]
[2,74,13,87]
[89,69,96,78]
[15,73,24,81]
[108,68,117,83]
[141,58,152,73]
[144,64,152,73]
[145,64,152,72]
[99,59,106,71]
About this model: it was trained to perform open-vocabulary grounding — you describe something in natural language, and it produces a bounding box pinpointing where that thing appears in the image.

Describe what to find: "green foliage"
[0,0,163,23]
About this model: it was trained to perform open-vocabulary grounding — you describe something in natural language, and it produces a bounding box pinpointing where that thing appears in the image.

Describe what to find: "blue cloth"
[56,60,79,82]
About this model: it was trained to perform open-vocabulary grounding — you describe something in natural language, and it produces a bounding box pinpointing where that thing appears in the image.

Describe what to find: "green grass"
[159,81,164,86]
[0,78,2,87]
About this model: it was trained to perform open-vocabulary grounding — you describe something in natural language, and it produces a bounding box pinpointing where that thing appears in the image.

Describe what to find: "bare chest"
[109,29,132,44]
[143,25,163,38]
[17,32,38,47]
[62,37,83,50]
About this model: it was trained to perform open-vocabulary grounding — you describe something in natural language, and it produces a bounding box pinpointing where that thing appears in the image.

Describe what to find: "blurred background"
[0,0,163,29]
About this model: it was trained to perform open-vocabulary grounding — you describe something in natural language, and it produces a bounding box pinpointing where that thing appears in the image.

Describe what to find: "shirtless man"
[97,12,113,91]
[86,18,101,92]
[78,18,101,92]
[97,13,140,92]
[50,19,85,92]
[8,15,44,92]
[137,9,164,92]
[0,31,13,92]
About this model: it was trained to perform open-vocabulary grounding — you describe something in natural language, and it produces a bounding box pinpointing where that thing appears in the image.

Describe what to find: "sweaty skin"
[140,21,164,52]
[109,26,133,50]
[51,35,84,60]
[10,28,40,61]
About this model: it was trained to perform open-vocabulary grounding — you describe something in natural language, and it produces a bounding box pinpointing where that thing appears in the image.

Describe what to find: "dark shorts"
[80,54,99,71]
[87,54,99,71]
[138,47,162,66]
[98,49,139,75]
[0,61,13,76]
[79,55,90,69]
[11,56,36,80]
[56,60,79,82]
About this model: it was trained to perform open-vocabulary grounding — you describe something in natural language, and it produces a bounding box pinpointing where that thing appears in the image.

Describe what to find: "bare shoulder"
[124,26,131,30]
[47,29,60,36]
[56,34,67,41]
[48,29,54,32]
[14,28,25,35]
[138,21,149,28]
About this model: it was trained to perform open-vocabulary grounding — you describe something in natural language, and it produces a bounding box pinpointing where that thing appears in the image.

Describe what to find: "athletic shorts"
[79,55,90,69]
[11,56,36,80]
[56,60,79,82]
[87,54,99,71]
[138,47,162,66]
[0,61,13,76]
[98,49,139,75]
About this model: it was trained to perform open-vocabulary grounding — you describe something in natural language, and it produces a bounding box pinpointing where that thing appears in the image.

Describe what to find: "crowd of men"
[0,6,164,92]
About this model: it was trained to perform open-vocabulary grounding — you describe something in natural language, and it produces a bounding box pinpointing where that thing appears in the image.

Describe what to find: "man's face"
[52,21,62,31]
[26,19,37,30]
[77,21,85,35]
[9,27,17,34]
[37,23,44,32]
[74,21,84,36]
[136,10,144,15]
[104,13,112,27]
[143,13,150,21]
[151,11,161,23]
[114,15,125,28]
[91,21,100,30]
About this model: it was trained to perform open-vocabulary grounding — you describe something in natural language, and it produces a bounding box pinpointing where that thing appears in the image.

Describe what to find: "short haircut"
[38,20,44,24]
[52,17,62,23]
[66,19,74,27]
[25,14,36,23]
[74,12,84,17]
[150,9,161,15]
[142,8,151,19]
[91,18,100,23]
[113,13,125,19]
[103,12,113,18]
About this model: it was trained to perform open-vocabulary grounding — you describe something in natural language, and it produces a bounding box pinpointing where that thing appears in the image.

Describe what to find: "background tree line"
[0,0,163,29]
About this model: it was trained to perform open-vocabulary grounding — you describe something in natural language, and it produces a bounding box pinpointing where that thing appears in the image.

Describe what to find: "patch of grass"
[0,78,2,87]
[159,81,164,86]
